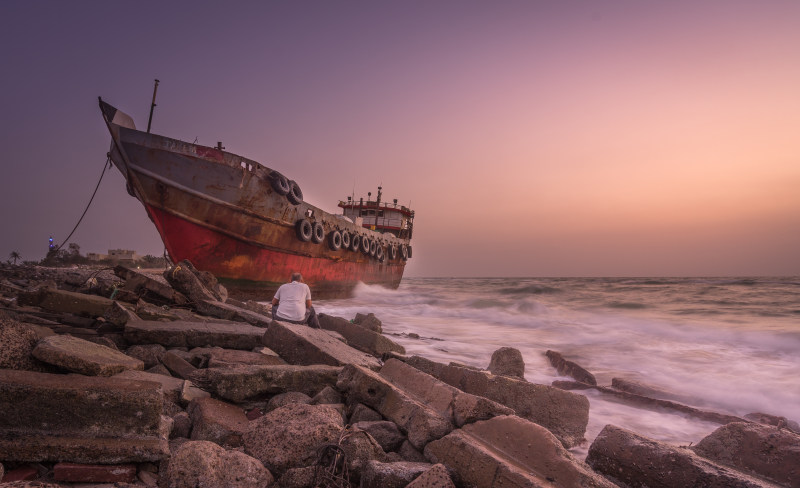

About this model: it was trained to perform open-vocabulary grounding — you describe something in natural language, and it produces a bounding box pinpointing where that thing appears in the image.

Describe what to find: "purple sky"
[2,1,799,277]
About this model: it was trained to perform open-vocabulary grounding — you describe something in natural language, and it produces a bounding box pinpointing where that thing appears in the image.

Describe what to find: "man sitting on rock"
[271,272,320,328]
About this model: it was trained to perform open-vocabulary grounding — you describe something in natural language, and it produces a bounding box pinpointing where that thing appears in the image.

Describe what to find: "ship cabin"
[338,187,414,239]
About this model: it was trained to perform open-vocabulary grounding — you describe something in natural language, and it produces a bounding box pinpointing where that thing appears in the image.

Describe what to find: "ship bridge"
[338,186,414,239]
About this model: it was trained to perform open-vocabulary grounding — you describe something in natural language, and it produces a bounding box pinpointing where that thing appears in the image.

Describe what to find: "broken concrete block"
[35,288,113,317]
[114,265,189,306]
[188,397,249,448]
[353,421,405,452]
[124,320,264,350]
[405,355,589,448]
[53,462,136,483]
[587,424,777,488]
[354,312,382,333]
[189,346,286,368]
[318,313,405,357]
[195,299,271,327]
[195,364,342,403]
[336,364,453,450]
[545,350,597,385]
[181,380,210,406]
[113,369,185,404]
[405,463,456,488]
[360,460,432,488]
[262,319,382,370]
[125,344,167,369]
[163,260,227,304]
[166,440,273,488]
[32,334,144,376]
[162,350,197,379]
[0,369,168,463]
[426,415,616,488]
[692,421,800,487]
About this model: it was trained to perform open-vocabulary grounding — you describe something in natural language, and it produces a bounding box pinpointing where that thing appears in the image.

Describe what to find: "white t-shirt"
[274,281,311,321]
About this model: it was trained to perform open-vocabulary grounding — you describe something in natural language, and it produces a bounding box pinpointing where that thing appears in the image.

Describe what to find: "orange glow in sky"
[1,1,798,276]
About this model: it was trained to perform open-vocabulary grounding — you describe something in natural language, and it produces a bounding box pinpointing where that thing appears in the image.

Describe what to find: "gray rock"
[0,316,48,371]
[266,391,312,412]
[243,403,345,476]
[125,344,166,369]
[350,403,383,423]
[311,385,343,405]
[405,463,456,488]
[195,299,271,327]
[426,415,616,488]
[318,313,404,358]
[124,320,264,350]
[113,370,185,404]
[545,350,597,385]
[187,397,249,448]
[166,440,273,488]
[195,364,342,403]
[488,346,525,379]
[353,421,405,452]
[587,424,778,488]
[114,265,189,306]
[33,335,144,376]
[397,440,427,463]
[692,421,800,487]
[163,259,227,304]
[354,312,382,333]
[263,319,381,370]
[171,411,192,439]
[161,351,197,380]
[359,460,432,488]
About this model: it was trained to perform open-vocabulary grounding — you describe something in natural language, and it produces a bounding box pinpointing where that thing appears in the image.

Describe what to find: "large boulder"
[166,440,273,488]
[405,355,589,448]
[195,364,341,403]
[488,346,525,379]
[426,415,615,488]
[692,421,800,487]
[32,335,144,376]
[262,319,381,370]
[587,424,779,488]
[124,320,264,350]
[114,265,189,306]
[243,403,345,476]
[318,313,404,357]
[0,316,48,371]
[353,312,382,333]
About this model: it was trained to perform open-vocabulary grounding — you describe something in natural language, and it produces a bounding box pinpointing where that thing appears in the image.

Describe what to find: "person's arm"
[272,298,280,307]
[305,299,312,309]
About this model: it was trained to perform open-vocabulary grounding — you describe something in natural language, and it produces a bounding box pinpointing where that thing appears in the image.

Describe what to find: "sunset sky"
[2,1,798,277]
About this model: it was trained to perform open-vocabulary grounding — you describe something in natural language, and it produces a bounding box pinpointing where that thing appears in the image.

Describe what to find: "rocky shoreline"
[1,262,798,487]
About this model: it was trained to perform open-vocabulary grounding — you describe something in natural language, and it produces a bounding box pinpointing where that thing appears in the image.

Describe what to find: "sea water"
[317,277,800,458]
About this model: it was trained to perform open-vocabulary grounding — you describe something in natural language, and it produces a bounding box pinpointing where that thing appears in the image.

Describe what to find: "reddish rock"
[360,460,432,488]
[405,463,456,488]
[166,440,273,488]
[53,462,136,483]
[125,344,167,369]
[188,397,249,447]
[162,350,197,379]
[243,403,345,476]
[266,391,312,412]
[32,334,144,376]
[1,465,38,482]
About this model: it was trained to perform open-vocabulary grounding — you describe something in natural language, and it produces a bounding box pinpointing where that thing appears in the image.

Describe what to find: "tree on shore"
[8,251,21,265]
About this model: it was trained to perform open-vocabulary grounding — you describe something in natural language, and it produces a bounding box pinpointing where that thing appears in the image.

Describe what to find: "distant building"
[87,249,140,263]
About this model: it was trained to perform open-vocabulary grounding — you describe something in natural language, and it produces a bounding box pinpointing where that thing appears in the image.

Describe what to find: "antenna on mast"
[147,79,160,133]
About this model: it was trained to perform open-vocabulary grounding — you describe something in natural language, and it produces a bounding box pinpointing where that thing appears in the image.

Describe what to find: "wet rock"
[545,350,597,385]
[163,260,227,304]
[266,391,312,412]
[427,415,616,488]
[488,346,525,379]
[405,463,456,488]
[405,355,589,448]
[263,319,382,370]
[243,403,345,476]
[32,334,144,376]
[587,424,777,488]
[353,420,405,452]
[692,421,800,487]
[311,385,343,405]
[744,412,800,433]
[318,313,404,358]
[166,440,273,488]
[124,320,264,350]
[0,369,168,463]
[114,265,189,306]
[611,377,696,404]
[187,397,249,448]
[195,364,341,403]
[360,460,432,488]
[125,344,167,369]
[354,312,382,333]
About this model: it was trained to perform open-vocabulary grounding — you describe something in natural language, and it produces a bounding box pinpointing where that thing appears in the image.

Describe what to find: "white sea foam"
[318,277,800,457]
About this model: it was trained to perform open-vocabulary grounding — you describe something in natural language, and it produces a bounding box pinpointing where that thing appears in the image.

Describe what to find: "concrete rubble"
[0,261,797,487]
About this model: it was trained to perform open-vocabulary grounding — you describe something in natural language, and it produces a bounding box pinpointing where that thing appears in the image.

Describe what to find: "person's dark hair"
[291,272,302,282]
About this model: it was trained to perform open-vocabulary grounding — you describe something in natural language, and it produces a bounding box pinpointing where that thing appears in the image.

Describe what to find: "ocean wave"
[606,301,648,310]
[498,284,562,295]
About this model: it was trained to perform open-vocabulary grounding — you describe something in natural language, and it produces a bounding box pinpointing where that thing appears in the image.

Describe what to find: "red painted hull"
[147,206,404,299]
[99,99,412,299]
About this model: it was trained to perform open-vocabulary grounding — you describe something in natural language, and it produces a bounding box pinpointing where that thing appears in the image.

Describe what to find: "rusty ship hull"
[100,100,411,299]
